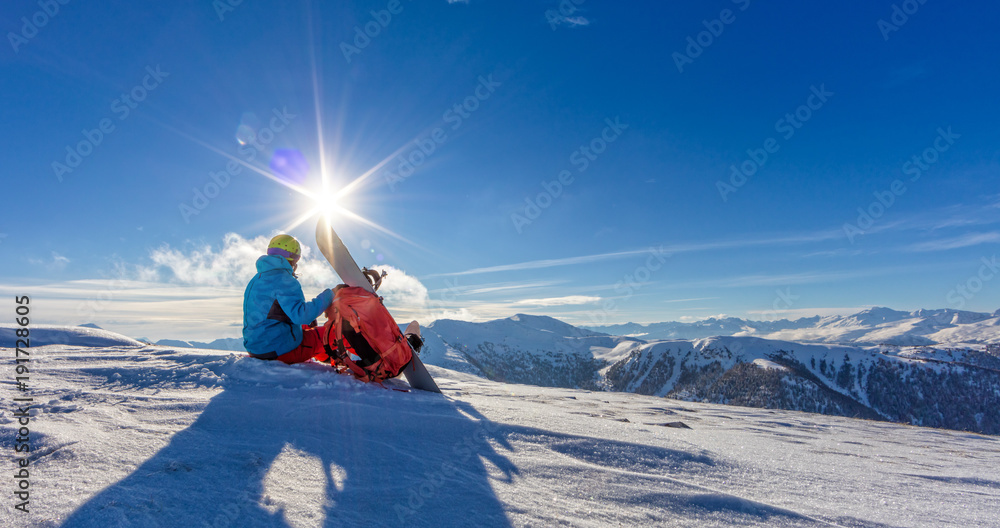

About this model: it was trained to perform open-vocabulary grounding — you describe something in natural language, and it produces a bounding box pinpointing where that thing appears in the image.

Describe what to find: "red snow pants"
[277,325,329,364]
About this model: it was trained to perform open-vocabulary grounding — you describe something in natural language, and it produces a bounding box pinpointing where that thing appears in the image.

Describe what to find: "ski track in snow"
[2,339,999,528]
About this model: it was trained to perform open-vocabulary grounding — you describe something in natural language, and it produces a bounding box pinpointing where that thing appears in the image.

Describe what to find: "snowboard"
[316,216,441,393]
[399,321,440,393]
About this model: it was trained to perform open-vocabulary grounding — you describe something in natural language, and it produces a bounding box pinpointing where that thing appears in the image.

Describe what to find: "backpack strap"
[331,301,382,382]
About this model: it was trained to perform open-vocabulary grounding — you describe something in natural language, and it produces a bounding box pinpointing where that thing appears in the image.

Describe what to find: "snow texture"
[2,327,998,527]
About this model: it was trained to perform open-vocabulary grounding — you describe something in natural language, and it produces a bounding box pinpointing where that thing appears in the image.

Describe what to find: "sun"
[162,16,422,249]
[311,190,341,222]
[281,186,343,234]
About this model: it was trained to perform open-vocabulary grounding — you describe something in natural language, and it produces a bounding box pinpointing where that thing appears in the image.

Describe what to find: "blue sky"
[1,0,998,341]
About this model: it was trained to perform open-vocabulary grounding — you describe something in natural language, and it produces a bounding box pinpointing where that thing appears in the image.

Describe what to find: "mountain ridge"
[421,313,1000,435]
[582,306,1000,345]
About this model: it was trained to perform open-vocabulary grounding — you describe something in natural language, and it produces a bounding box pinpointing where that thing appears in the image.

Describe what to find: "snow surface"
[3,328,999,527]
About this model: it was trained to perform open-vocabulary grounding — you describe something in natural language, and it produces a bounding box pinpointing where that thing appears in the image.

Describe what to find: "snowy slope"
[2,330,998,527]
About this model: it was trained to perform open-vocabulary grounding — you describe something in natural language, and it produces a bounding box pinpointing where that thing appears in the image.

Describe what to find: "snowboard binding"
[361,267,387,291]
[405,333,424,355]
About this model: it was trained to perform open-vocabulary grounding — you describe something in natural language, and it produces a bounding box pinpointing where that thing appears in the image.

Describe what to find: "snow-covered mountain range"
[419,313,1000,435]
[583,307,1000,346]
[153,337,246,352]
[151,306,1000,354]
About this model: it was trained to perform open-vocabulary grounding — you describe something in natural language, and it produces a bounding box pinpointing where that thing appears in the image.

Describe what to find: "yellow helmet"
[267,234,301,265]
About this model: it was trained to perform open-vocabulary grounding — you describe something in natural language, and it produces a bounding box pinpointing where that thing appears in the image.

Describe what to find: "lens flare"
[270,149,310,185]
[235,112,261,146]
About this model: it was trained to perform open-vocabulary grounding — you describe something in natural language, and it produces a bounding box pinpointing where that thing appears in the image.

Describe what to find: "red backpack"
[323,286,413,383]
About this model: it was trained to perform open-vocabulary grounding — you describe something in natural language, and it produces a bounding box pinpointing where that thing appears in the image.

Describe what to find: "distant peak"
[509,313,560,324]
[850,307,908,321]
[859,306,897,314]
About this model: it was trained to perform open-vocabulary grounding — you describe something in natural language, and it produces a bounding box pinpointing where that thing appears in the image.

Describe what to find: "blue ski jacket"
[242,255,333,357]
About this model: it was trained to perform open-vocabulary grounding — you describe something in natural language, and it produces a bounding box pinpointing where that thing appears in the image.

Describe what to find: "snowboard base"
[402,354,441,393]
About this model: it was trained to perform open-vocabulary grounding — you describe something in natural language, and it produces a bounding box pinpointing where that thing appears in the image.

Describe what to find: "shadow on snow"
[61,362,517,528]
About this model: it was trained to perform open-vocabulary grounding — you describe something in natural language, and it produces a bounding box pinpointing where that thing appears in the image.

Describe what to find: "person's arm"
[274,274,333,325]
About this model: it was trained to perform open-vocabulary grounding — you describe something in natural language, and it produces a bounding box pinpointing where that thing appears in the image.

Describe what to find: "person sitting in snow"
[243,234,333,364]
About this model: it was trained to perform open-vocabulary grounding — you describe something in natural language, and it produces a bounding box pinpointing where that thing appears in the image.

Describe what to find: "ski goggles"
[267,247,301,264]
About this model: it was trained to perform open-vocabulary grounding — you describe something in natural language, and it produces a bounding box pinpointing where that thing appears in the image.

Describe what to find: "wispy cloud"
[447,280,567,295]
[682,269,887,289]
[677,261,957,290]
[873,200,1000,235]
[551,15,590,27]
[430,229,844,277]
[662,297,719,303]
[29,251,70,272]
[885,62,927,87]
[513,296,600,307]
[50,252,70,269]
[800,248,865,259]
[436,249,649,277]
[907,232,1000,252]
